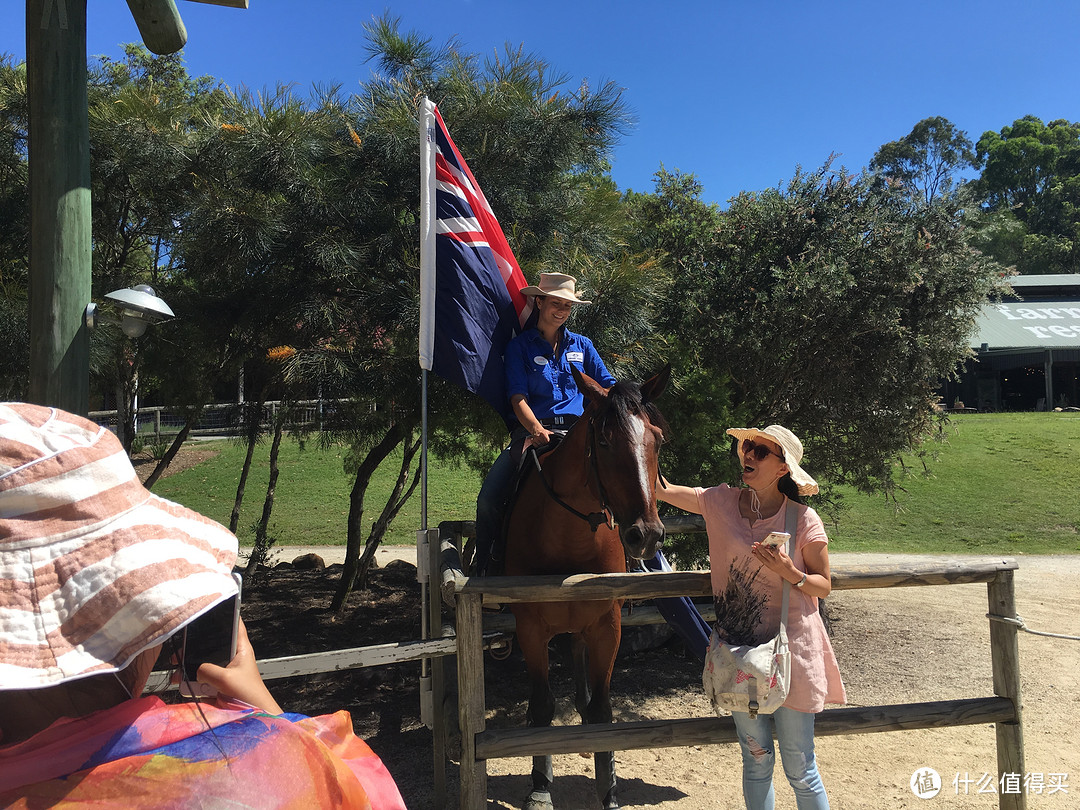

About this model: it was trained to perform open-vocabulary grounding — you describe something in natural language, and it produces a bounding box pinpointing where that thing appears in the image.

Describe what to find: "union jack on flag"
[419,98,530,423]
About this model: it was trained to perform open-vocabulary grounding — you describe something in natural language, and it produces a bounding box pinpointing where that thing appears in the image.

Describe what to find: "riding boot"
[595,750,619,809]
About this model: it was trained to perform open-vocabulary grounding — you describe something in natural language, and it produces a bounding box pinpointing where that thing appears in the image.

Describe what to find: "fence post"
[154,407,161,444]
[987,569,1026,810]
[457,591,487,809]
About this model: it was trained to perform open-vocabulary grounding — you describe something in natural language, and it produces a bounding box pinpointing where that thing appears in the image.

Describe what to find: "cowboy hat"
[0,403,239,690]
[519,272,592,304]
[725,424,819,496]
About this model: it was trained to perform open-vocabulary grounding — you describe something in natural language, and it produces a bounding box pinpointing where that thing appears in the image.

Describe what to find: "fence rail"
[437,517,1026,810]
[89,399,350,442]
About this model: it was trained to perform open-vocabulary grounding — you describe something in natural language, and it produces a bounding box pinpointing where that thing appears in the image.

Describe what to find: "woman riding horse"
[504,367,669,810]
[474,272,615,576]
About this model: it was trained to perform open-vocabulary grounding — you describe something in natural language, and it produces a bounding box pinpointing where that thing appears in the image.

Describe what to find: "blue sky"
[4,0,1080,205]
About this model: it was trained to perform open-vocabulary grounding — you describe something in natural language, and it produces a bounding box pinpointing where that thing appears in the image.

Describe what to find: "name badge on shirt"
[533,355,549,366]
[566,351,584,364]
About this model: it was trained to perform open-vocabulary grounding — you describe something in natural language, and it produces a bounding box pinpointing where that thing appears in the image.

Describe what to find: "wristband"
[794,572,807,589]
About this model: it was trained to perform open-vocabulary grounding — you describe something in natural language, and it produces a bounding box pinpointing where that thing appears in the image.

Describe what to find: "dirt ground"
[144,451,1080,809]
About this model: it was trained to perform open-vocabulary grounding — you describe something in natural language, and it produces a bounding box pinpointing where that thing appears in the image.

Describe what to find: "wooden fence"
[438,519,1026,810]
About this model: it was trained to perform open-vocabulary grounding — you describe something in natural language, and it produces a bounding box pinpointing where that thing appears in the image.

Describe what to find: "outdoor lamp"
[85,285,175,338]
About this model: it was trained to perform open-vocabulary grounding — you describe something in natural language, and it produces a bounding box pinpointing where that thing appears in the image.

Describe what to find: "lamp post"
[25,0,246,415]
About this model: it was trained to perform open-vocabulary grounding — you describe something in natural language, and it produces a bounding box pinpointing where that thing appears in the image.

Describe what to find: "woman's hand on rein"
[525,427,553,449]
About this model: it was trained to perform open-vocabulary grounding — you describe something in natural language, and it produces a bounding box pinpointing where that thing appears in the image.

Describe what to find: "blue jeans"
[731,707,830,810]
[474,433,526,573]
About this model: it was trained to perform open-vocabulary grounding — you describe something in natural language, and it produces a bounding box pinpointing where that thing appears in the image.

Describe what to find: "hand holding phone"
[759,531,790,550]
[179,573,242,698]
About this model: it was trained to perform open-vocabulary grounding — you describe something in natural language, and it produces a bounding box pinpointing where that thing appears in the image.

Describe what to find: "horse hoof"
[524,790,554,810]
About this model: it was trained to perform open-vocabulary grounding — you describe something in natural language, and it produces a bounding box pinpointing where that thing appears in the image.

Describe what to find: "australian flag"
[419,98,530,424]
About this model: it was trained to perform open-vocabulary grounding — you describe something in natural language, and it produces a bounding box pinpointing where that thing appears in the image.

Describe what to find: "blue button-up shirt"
[504,327,616,420]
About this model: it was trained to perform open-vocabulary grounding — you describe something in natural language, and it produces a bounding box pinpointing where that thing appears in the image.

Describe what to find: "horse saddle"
[487,432,567,576]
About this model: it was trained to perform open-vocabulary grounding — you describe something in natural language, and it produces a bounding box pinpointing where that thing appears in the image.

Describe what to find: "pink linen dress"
[695,483,846,713]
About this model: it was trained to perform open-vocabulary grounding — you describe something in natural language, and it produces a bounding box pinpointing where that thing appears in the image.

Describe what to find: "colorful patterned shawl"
[0,696,406,809]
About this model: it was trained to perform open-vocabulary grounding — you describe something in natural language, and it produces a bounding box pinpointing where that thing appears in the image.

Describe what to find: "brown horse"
[503,366,670,810]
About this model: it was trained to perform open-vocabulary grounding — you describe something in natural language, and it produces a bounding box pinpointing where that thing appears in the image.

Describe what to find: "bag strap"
[777,501,798,634]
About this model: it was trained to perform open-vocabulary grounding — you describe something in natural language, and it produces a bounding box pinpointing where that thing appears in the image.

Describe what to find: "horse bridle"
[528,415,664,533]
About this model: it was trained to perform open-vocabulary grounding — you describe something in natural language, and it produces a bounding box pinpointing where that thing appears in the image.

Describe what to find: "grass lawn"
[153,412,1080,555]
[151,438,482,548]
[828,411,1080,555]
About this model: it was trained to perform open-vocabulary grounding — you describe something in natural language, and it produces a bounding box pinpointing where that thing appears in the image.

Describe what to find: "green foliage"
[0,55,28,292]
[973,115,1080,273]
[870,116,978,205]
[637,162,1010,502]
[0,55,29,400]
[0,290,27,400]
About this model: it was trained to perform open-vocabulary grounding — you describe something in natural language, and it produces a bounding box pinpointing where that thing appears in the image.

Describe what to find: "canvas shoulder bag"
[703,503,797,718]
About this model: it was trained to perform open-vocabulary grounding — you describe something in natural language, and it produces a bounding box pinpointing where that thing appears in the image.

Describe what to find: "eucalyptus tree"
[972,115,1080,274]
[870,116,979,206]
[86,45,226,450]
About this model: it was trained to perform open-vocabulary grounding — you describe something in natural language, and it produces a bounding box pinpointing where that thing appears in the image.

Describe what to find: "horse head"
[573,365,670,561]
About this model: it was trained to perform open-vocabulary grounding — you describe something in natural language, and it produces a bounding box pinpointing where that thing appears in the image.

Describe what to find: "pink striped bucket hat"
[0,403,239,689]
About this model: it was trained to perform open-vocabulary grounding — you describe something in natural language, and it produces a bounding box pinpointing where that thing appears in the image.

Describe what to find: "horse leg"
[517,620,556,810]
[582,614,621,810]
[571,633,591,719]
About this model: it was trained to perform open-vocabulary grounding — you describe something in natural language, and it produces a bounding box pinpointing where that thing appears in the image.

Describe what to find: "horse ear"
[640,365,671,403]
[571,366,606,402]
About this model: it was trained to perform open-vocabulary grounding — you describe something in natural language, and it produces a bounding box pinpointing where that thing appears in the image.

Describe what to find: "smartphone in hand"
[179,572,242,697]
[759,531,791,550]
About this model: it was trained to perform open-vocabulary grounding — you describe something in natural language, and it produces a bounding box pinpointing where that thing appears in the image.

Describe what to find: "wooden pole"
[456,592,486,809]
[988,570,1026,810]
[27,0,92,414]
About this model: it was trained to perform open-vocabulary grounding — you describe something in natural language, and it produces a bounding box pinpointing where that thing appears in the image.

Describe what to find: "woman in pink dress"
[657,424,845,810]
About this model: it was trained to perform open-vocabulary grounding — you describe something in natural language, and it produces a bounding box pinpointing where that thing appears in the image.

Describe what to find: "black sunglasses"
[741,439,784,462]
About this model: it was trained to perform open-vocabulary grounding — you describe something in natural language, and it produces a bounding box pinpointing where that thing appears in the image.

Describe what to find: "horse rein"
[526,419,614,532]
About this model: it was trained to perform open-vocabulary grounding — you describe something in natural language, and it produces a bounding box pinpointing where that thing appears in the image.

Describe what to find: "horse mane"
[595,380,669,440]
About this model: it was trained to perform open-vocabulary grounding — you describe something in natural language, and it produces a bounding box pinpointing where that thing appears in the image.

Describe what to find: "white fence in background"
[89,399,346,443]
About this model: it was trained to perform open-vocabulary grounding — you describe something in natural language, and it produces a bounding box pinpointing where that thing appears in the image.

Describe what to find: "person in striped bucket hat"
[0,403,406,809]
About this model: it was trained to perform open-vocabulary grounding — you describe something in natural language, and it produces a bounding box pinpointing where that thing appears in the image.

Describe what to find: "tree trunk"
[230,393,267,534]
[245,410,285,577]
[354,433,422,591]
[331,421,406,614]
[116,344,140,455]
[143,409,200,490]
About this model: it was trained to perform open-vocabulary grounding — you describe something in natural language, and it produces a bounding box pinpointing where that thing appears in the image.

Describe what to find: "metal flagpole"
[417,97,447,805]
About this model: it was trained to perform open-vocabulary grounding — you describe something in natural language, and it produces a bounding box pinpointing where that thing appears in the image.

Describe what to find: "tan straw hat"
[725,424,819,496]
[519,272,592,304]
[0,403,239,690]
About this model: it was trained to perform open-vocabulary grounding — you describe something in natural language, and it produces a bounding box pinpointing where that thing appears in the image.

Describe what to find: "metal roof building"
[950,274,1080,411]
